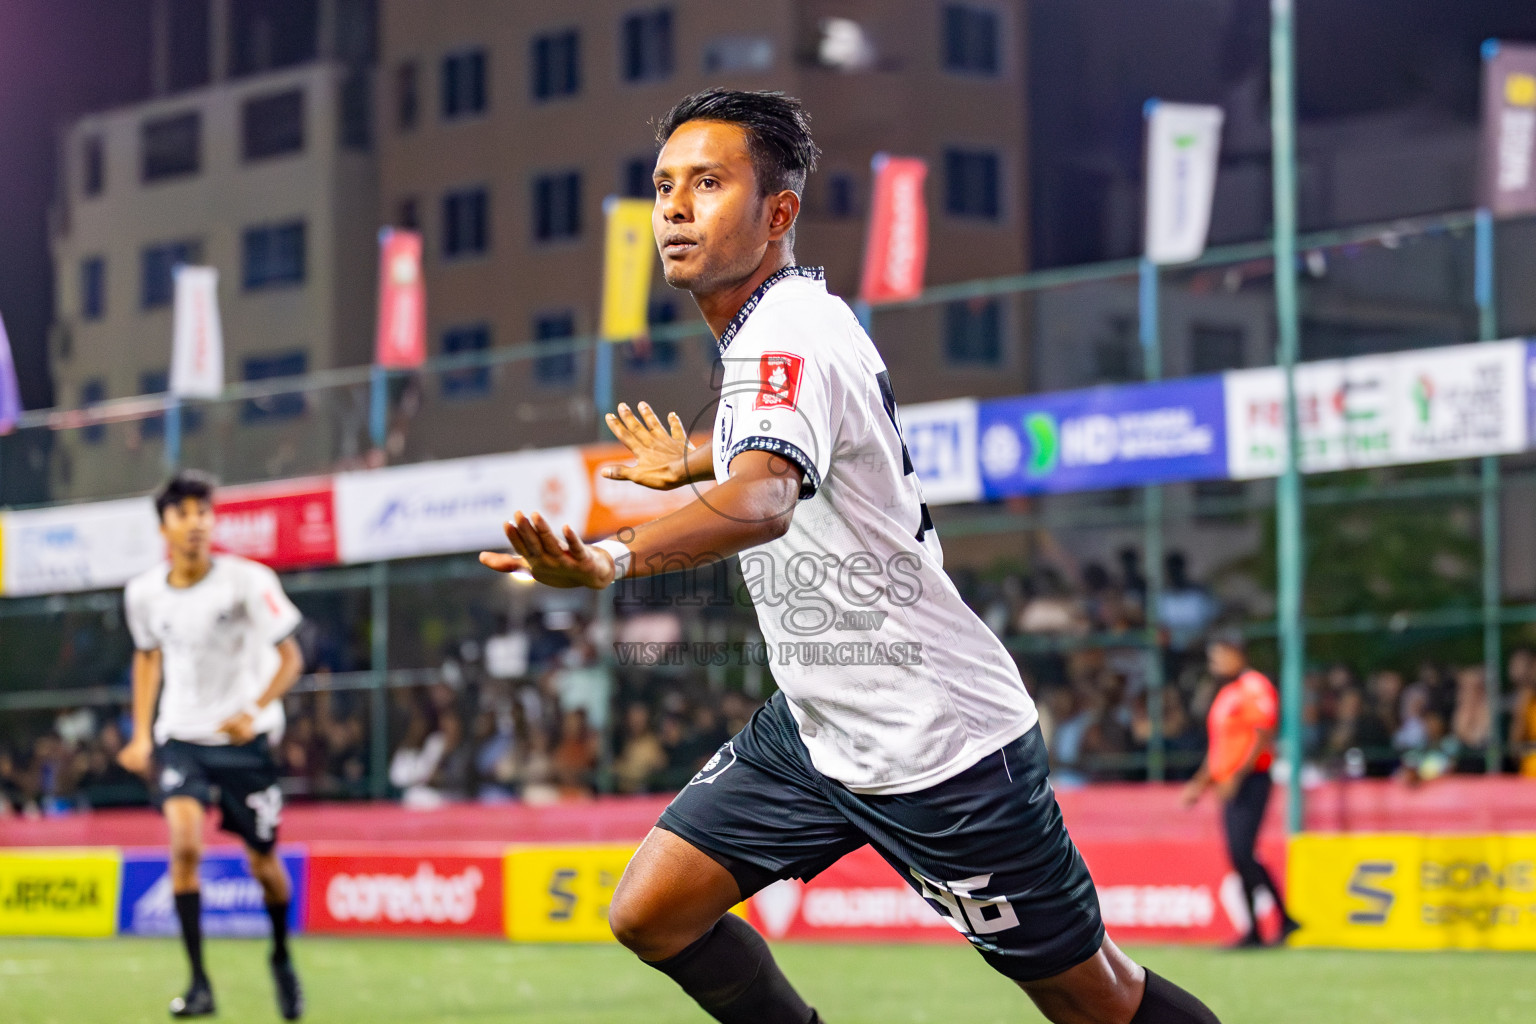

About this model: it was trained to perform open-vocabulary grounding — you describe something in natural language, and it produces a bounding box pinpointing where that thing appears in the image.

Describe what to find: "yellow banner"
[0,849,121,937]
[505,844,635,942]
[1288,833,1536,950]
[600,197,656,341]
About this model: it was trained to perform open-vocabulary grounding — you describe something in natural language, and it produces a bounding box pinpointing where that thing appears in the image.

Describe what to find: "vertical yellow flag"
[600,197,656,341]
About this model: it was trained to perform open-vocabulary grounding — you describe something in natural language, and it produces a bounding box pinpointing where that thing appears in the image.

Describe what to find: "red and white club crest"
[755,352,805,411]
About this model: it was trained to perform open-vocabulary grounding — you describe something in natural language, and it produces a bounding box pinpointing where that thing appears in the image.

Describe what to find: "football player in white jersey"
[480,91,1221,1024]
[118,472,306,1020]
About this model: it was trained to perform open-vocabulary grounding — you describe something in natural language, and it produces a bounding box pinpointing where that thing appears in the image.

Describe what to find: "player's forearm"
[129,651,162,741]
[254,639,304,710]
[678,443,716,485]
[623,474,796,577]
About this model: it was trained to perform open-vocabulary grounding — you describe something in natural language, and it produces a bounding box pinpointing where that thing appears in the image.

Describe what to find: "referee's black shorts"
[658,693,1105,982]
[154,736,284,854]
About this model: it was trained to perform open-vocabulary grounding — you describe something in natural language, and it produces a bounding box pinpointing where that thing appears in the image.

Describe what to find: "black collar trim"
[714,266,826,355]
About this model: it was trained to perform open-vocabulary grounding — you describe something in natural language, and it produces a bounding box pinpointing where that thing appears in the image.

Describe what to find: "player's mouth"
[661,234,699,257]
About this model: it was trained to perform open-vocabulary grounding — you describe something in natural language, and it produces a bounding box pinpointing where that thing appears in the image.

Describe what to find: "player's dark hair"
[155,470,216,520]
[1207,627,1248,655]
[656,88,821,196]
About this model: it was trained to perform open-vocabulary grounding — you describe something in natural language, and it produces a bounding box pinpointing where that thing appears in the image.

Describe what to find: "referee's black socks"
[1131,969,1222,1023]
[646,913,820,1024]
[266,900,292,966]
[174,891,207,983]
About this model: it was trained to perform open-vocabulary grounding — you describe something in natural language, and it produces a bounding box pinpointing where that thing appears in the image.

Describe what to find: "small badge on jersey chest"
[755,352,804,411]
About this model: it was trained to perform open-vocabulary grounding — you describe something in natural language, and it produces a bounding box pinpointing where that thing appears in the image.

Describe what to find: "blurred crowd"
[7,548,1536,819]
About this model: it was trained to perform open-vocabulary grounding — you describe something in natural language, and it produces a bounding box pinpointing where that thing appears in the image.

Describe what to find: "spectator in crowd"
[1450,666,1490,765]
[1368,669,1405,738]
[1160,552,1218,652]
[472,708,519,802]
[1394,686,1431,752]
[431,712,475,798]
[1323,686,1393,774]
[389,711,448,808]
[1508,648,1536,778]
[551,709,598,799]
[614,704,668,794]
[1397,710,1457,785]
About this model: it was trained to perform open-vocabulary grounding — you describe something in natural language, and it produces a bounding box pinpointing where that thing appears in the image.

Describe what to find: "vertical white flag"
[1144,101,1225,266]
[170,265,224,399]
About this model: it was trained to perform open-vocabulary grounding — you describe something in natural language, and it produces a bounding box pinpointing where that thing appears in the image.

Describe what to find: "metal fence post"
[1475,206,1503,773]
[1139,257,1167,782]
[369,560,390,798]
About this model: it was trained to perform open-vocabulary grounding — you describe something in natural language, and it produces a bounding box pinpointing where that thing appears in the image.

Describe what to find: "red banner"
[305,849,505,937]
[375,229,426,368]
[859,155,929,304]
[213,477,338,571]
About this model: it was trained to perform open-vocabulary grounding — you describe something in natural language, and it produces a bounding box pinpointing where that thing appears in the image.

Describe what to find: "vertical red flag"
[858,154,929,304]
[375,228,426,368]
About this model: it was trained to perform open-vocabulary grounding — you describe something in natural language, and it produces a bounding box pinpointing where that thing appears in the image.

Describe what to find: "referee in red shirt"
[1182,632,1300,947]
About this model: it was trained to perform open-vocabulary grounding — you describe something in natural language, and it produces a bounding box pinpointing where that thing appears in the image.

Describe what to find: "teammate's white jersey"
[710,267,1037,794]
[124,554,303,746]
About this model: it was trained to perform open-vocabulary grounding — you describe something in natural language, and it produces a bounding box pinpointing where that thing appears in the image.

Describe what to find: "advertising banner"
[900,398,981,506]
[1144,102,1225,265]
[1527,340,1536,447]
[600,198,657,341]
[579,441,710,539]
[375,229,427,369]
[120,848,306,937]
[0,849,121,937]
[978,377,1227,497]
[1225,341,1529,479]
[504,844,634,942]
[170,266,224,399]
[335,449,591,563]
[1288,833,1536,950]
[0,497,161,597]
[1482,42,1536,218]
[0,308,21,433]
[306,849,504,937]
[859,155,929,304]
[213,477,338,571]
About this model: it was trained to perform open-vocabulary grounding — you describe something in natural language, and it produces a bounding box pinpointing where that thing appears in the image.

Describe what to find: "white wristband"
[593,539,633,585]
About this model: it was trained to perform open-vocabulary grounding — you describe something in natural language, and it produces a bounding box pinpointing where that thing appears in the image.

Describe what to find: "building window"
[141,240,201,309]
[242,351,308,422]
[80,379,107,444]
[944,298,1002,366]
[242,89,305,161]
[443,187,489,257]
[624,301,679,371]
[441,323,491,399]
[142,112,201,182]
[532,29,580,100]
[81,257,106,321]
[622,157,653,199]
[1191,324,1245,375]
[396,61,419,130]
[622,8,673,83]
[534,311,577,387]
[944,148,1000,219]
[82,135,105,197]
[140,370,169,440]
[229,0,318,77]
[703,35,773,74]
[243,221,306,289]
[167,0,212,91]
[942,5,1000,75]
[534,172,581,241]
[442,49,488,119]
[397,196,419,229]
[826,173,857,218]
[339,69,372,149]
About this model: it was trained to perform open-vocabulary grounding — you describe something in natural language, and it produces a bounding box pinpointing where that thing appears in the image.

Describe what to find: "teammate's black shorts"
[154,737,284,854]
[657,692,1105,982]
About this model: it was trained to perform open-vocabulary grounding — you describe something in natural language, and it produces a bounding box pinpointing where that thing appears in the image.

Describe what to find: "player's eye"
[656,181,671,195]
[698,178,718,190]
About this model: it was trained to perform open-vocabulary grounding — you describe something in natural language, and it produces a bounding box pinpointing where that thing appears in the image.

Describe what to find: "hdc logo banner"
[977,377,1228,497]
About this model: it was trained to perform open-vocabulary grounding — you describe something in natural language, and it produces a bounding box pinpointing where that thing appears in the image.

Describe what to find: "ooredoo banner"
[0,848,121,937]
[305,849,504,936]
[334,449,591,563]
[214,477,337,571]
[0,497,161,597]
[120,848,306,937]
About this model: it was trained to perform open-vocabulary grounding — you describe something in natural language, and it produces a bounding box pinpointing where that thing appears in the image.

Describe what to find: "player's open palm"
[604,401,692,490]
[479,511,616,589]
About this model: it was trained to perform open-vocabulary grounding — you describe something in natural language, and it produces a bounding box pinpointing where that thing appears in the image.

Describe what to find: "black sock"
[646,914,818,1024]
[174,891,207,985]
[1131,969,1222,1024]
[266,901,291,965]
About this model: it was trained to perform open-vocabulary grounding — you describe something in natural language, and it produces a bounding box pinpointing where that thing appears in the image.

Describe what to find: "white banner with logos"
[900,398,981,505]
[1144,101,1225,266]
[334,449,592,564]
[1225,341,1529,479]
[1,498,162,597]
[170,266,224,399]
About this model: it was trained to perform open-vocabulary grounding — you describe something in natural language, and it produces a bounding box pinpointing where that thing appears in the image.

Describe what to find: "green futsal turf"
[2,936,1532,1023]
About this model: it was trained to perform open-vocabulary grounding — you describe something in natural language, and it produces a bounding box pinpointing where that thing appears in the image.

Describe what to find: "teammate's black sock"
[174,891,207,983]
[1130,969,1222,1023]
[266,900,291,966]
[646,913,819,1024]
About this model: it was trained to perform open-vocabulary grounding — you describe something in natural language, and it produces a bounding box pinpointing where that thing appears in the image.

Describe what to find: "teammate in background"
[117,472,306,1019]
[1182,632,1301,948]
[481,89,1222,1024]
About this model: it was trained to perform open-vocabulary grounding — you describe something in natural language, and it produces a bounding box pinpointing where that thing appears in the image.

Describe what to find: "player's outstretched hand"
[118,736,152,777]
[604,401,692,491]
[479,511,617,589]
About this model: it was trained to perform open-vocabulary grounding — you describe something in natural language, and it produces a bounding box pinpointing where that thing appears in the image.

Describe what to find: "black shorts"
[154,737,284,854]
[657,693,1105,982]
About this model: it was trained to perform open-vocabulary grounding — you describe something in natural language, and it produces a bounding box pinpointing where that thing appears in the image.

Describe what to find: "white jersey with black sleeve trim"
[124,554,303,746]
[709,266,1037,795]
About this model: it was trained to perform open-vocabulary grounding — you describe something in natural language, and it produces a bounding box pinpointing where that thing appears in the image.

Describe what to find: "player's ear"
[766,189,799,241]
